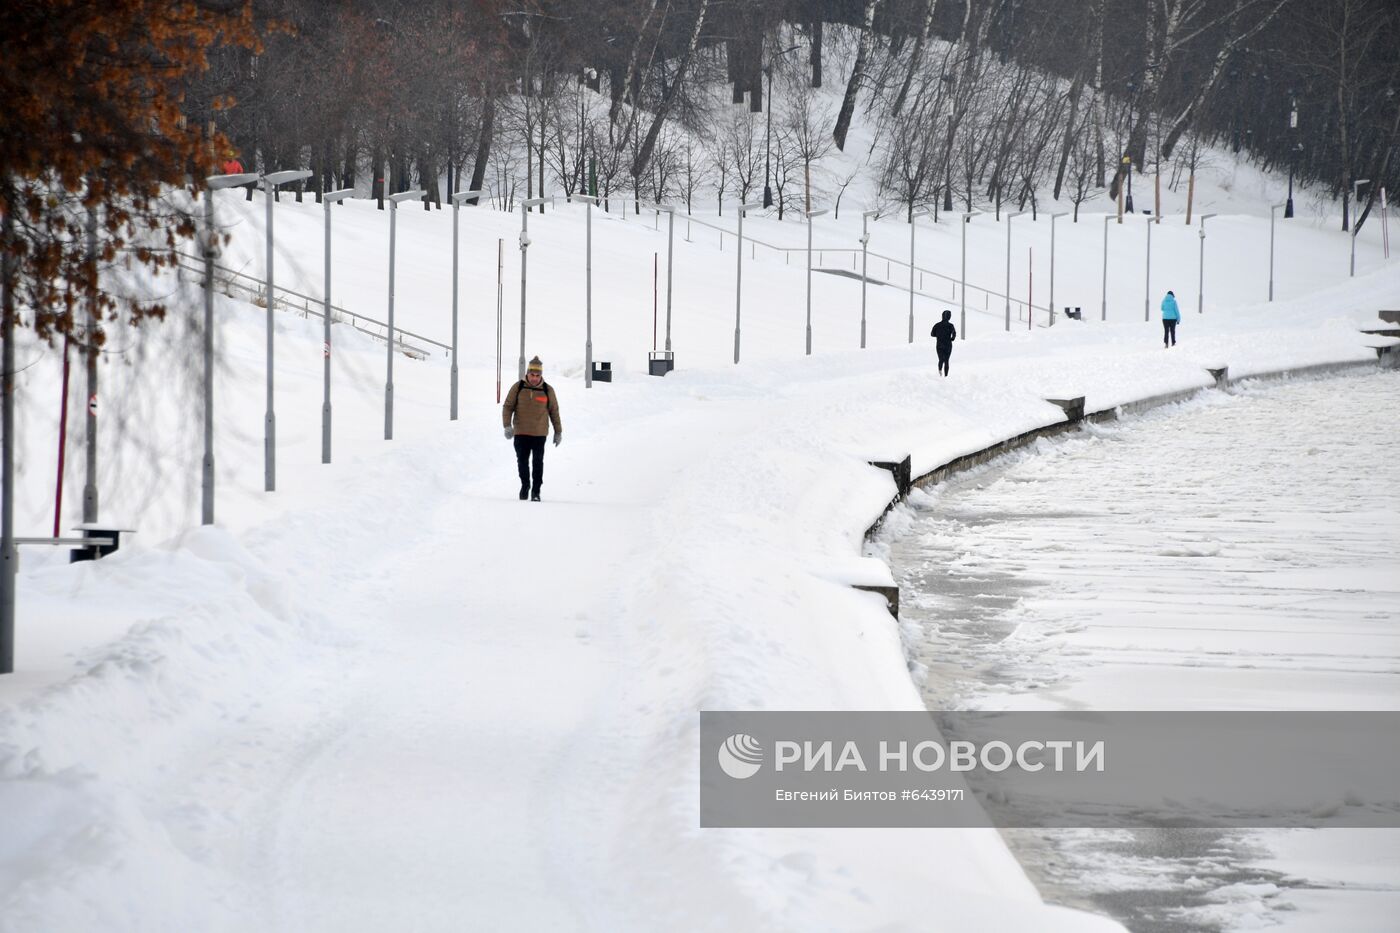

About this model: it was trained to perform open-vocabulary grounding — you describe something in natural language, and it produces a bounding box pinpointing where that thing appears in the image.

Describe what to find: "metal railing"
[652,210,1052,327]
[172,251,451,359]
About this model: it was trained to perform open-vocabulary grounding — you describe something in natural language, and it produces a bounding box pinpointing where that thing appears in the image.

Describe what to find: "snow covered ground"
[1,167,1397,930]
[881,372,1400,930]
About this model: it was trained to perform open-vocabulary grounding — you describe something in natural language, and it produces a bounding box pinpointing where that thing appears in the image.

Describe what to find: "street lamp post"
[321,187,354,463]
[1351,179,1370,277]
[909,209,932,343]
[734,201,762,363]
[571,194,598,386]
[1285,96,1298,218]
[1143,213,1153,322]
[645,203,677,353]
[961,211,982,338]
[1102,214,1112,321]
[860,210,879,348]
[261,169,312,490]
[83,205,99,522]
[806,208,828,355]
[1048,212,1068,325]
[1198,214,1217,314]
[1005,211,1027,331]
[519,196,548,378]
[385,188,426,440]
[201,172,258,523]
[1269,203,1284,301]
[449,188,485,417]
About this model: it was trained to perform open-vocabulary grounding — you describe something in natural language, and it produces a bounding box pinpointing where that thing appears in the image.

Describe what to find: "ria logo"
[718,733,763,779]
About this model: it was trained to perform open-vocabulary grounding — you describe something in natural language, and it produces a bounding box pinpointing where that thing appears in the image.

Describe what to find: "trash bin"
[648,350,674,377]
[70,525,131,563]
[591,361,612,383]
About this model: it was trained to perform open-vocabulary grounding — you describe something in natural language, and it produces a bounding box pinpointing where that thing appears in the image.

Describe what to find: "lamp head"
[207,172,260,190]
[264,169,313,186]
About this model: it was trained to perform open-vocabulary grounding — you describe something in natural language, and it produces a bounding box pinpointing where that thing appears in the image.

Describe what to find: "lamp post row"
[197,177,1331,533]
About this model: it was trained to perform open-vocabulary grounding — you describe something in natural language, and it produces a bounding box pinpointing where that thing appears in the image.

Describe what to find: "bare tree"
[722,108,763,203]
[832,0,881,150]
[779,66,836,212]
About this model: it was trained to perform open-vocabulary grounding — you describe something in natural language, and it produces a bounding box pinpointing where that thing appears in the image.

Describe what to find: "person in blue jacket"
[1161,290,1181,347]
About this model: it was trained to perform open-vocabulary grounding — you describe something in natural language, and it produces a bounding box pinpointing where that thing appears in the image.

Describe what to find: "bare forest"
[188,0,1400,236]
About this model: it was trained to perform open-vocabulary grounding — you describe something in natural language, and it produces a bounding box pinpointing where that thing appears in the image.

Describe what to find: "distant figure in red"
[221,154,244,175]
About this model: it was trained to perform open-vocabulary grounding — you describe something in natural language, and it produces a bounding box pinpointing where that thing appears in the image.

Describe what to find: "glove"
[504,427,514,439]
[553,432,562,448]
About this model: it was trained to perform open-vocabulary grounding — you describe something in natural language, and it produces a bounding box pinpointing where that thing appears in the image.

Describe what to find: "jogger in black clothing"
[931,310,957,376]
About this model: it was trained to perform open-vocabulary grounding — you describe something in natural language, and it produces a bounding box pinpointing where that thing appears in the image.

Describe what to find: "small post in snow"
[202,171,259,523]
[571,194,598,387]
[518,196,548,379]
[449,188,485,417]
[82,202,100,523]
[860,210,879,349]
[643,202,677,354]
[1048,212,1068,326]
[322,188,354,460]
[495,238,504,403]
[962,211,981,338]
[1198,214,1217,314]
[1101,215,1112,321]
[386,188,426,440]
[1269,203,1284,302]
[1006,211,1026,331]
[807,208,828,354]
[1381,187,1390,259]
[262,169,312,486]
[734,202,762,363]
[909,208,930,344]
[1143,213,1153,323]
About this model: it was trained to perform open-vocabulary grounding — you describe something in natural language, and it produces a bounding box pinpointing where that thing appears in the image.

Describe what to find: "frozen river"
[880,369,1400,931]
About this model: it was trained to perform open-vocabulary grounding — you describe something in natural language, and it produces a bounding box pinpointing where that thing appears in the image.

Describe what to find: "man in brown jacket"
[502,356,562,501]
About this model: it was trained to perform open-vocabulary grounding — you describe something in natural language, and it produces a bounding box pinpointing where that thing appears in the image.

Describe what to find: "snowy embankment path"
[152,382,782,929]
[179,423,679,929]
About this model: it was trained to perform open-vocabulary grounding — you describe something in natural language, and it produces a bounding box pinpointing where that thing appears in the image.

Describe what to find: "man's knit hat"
[527,356,543,375]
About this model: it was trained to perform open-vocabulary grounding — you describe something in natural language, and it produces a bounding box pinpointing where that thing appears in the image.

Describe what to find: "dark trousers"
[1163,319,1178,346]
[513,434,545,494]
[936,344,952,376]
